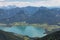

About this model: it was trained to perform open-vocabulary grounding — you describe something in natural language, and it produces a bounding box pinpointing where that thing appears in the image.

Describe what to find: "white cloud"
[0,2,31,7]
[0,0,60,7]
[0,0,5,1]
[31,0,60,7]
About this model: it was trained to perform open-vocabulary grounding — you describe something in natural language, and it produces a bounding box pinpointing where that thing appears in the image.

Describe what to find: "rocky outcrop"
[0,30,24,40]
[41,31,60,40]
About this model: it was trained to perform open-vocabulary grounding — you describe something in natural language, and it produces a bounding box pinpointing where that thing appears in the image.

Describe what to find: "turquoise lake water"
[0,26,46,37]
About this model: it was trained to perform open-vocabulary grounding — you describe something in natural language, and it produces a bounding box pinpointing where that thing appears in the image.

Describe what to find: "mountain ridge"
[0,6,60,25]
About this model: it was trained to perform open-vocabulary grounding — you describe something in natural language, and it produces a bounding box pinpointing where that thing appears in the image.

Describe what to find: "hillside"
[41,31,60,40]
[32,30,60,40]
[0,6,60,25]
[0,30,23,40]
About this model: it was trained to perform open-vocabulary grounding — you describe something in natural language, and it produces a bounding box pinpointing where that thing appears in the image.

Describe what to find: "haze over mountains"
[0,6,60,25]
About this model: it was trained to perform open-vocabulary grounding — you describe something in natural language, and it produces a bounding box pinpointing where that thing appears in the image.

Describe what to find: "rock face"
[0,30,24,40]
[0,30,60,40]
[31,31,60,40]
[41,31,60,40]
[0,30,34,40]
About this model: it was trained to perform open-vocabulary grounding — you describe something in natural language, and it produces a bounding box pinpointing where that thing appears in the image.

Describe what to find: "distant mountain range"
[0,6,60,25]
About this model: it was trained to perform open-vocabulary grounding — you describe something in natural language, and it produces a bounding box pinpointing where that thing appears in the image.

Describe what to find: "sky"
[0,0,60,7]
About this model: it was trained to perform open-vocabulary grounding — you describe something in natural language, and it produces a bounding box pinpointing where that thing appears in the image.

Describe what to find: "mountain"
[0,6,60,25]
[26,7,60,25]
[0,7,21,19]
[0,8,28,24]
[22,6,39,16]
[0,30,25,40]
[0,6,39,24]
[32,31,60,40]
[0,27,60,40]
[41,31,60,40]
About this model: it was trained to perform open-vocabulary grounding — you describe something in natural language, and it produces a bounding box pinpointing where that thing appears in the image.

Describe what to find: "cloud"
[5,0,48,2]
[0,0,60,7]
[0,2,31,7]
[0,0,5,1]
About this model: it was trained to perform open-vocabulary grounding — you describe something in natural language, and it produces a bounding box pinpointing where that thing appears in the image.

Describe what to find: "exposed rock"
[0,30,24,40]
[41,31,60,40]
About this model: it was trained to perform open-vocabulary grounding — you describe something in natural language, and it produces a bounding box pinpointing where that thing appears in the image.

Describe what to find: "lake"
[0,26,46,37]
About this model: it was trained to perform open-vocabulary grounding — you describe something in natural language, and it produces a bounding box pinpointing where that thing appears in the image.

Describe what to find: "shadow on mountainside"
[0,30,60,40]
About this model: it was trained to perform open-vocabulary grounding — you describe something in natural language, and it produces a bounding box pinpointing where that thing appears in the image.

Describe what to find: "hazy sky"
[0,0,60,7]
[0,0,48,2]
